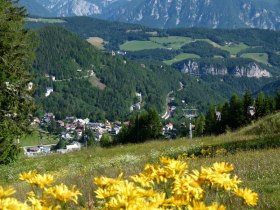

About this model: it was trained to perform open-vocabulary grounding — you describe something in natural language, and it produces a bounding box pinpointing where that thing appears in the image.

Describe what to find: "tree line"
[193,90,280,136]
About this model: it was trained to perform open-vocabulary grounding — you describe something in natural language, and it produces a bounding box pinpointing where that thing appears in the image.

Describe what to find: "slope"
[32,26,181,121]
[1,112,280,209]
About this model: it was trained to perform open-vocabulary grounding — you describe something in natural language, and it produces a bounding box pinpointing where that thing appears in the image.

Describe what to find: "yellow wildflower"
[212,162,234,173]
[94,173,123,188]
[234,188,258,206]
[30,174,55,188]
[130,174,154,188]
[173,174,204,203]
[28,196,61,210]
[45,184,81,204]
[0,197,29,210]
[19,170,37,181]
[160,157,188,176]
[95,187,117,199]
[188,201,226,210]
[0,186,16,199]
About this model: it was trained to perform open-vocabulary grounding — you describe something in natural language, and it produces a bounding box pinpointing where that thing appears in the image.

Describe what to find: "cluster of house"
[26,112,176,157]
[27,113,123,156]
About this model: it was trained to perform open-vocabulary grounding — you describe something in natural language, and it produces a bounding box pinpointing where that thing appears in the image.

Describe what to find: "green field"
[196,38,221,48]
[150,36,194,49]
[219,43,249,55]
[1,113,280,209]
[164,53,200,65]
[20,130,58,147]
[241,53,269,65]
[120,40,164,51]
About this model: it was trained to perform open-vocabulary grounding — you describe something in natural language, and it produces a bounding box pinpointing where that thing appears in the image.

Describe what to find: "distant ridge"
[20,0,280,30]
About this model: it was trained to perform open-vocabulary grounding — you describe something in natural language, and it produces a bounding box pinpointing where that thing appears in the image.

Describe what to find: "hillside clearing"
[120,40,163,51]
[164,53,200,65]
[241,53,270,65]
[219,43,248,55]
[86,37,105,49]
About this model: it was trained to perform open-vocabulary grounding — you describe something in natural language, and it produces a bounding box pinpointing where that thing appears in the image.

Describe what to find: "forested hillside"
[27,18,280,121]
[32,26,181,120]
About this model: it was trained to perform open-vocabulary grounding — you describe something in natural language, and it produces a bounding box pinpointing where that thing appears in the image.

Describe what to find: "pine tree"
[194,114,205,137]
[0,0,35,164]
[243,91,253,124]
[255,92,265,118]
[228,94,244,129]
[275,90,280,110]
[205,105,216,134]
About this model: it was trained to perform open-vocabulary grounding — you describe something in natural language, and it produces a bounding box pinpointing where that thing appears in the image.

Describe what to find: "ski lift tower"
[183,108,197,139]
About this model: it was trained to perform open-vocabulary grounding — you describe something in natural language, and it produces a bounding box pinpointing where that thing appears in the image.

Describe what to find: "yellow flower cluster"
[94,157,258,209]
[0,158,258,209]
[0,171,81,210]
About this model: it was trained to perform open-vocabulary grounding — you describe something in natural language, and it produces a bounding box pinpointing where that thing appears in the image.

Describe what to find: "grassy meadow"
[163,53,200,65]
[86,37,105,50]
[119,35,268,68]
[241,53,270,65]
[219,43,248,55]
[20,130,58,147]
[1,113,280,209]
[120,40,163,51]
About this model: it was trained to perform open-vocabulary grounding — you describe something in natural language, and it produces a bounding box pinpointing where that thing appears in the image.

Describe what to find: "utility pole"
[183,108,197,139]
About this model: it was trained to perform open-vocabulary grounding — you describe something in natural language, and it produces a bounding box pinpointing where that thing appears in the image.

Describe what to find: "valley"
[25,16,280,123]
[1,2,280,209]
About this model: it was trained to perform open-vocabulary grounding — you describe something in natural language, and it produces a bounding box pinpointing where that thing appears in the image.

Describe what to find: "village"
[24,112,176,157]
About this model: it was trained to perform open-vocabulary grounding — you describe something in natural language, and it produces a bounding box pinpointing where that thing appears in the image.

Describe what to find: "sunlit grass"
[150,36,194,49]
[20,130,58,147]
[120,40,163,51]
[219,43,249,55]
[163,53,200,65]
[241,53,269,65]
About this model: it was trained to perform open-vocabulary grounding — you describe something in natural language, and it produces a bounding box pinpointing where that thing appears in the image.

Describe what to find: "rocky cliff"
[181,60,271,78]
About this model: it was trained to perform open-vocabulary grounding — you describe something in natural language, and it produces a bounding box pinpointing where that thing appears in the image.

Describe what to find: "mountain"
[18,0,54,17]
[21,0,280,30]
[32,26,182,120]
[31,25,274,121]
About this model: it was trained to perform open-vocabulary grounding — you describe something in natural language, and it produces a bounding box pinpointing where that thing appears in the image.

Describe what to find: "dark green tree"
[53,138,66,150]
[228,94,244,129]
[275,90,280,111]
[220,102,230,132]
[100,133,113,147]
[255,92,265,118]
[194,114,205,137]
[243,91,253,124]
[82,128,96,147]
[0,0,35,164]
[116,108,162,143]
[205,105,216,135]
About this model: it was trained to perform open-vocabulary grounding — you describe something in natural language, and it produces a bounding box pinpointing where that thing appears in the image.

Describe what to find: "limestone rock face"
[181,60,271,78]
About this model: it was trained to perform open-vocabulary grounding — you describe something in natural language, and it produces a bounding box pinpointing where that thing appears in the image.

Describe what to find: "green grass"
[196,38,221,48]
[163,53,200,65]
[120,40,164,51]
[1,113,280,209]
[241,53,269,65]
[150,36,194,49]
[20,130,58,147]
[219,43,249,55]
